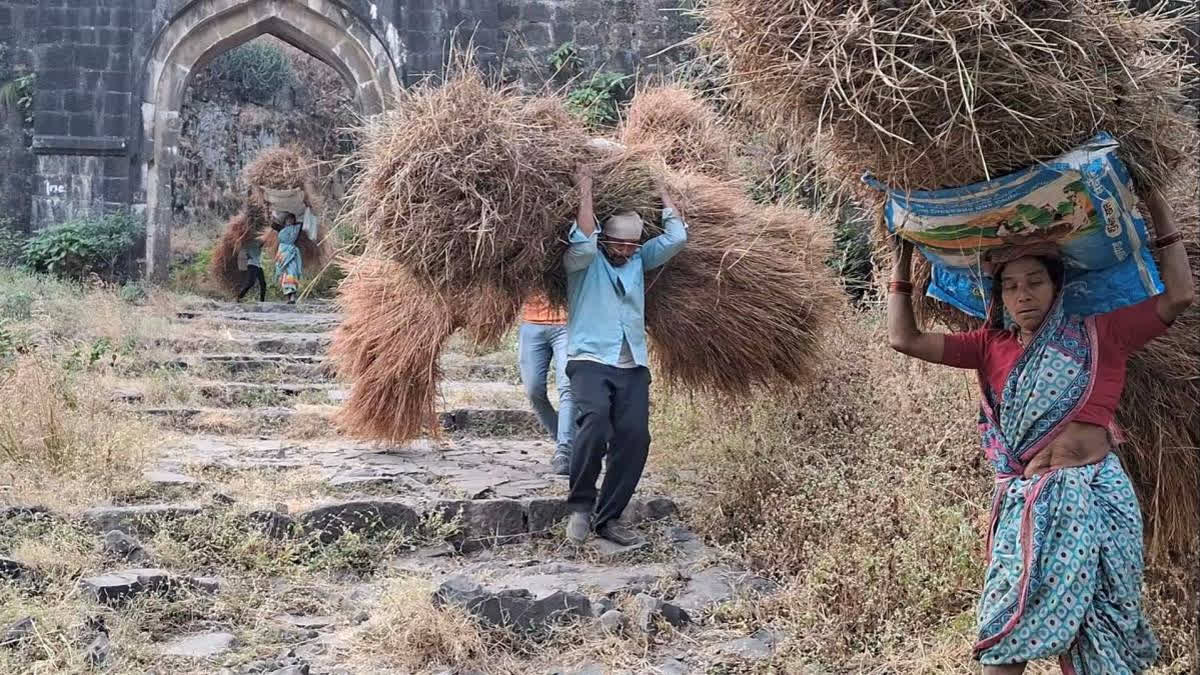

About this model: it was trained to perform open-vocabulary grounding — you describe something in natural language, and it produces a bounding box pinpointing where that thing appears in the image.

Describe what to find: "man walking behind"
[518,293,574,476]
[562,167,687,546]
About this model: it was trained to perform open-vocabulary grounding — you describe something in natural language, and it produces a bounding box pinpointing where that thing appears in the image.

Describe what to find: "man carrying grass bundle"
[563,166,687,547]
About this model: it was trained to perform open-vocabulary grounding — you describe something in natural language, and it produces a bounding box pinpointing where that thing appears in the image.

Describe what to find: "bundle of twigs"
[698,0,1198,197]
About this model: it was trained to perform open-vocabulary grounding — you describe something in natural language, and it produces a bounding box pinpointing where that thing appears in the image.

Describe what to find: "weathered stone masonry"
[0,0,694,279]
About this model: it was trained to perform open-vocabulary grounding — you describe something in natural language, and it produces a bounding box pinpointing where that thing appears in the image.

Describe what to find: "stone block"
[524,498,571,534]
[41,45,75,69]
[100,114,126,137]
[39,69,79,91]
[80,504,202,536]
[77,46,110,70]
[633,593,690,634]
[0,556,32,582]
[521,1,554,22]
[107,50,130,73]
[35,112,70,137]
[100,71,127,92]
[433,499,527,550]
[248,510,295,539]
[296,500,420,544]
[69,114,97,137]
[63,91,93,114]
[104,92,129,116]
[102,530,149,564]
[432,576,591,633]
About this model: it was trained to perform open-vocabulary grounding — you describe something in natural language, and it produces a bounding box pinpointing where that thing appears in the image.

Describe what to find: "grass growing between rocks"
[649,308,1196,673]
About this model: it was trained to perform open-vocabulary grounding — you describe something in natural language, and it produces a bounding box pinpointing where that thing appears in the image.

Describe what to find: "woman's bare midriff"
[1021,422,1113,478]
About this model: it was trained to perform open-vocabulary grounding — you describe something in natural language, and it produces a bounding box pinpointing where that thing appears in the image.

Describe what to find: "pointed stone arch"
[139,0,403,280]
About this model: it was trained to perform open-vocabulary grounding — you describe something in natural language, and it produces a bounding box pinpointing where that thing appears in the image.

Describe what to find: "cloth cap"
[263,187,305,217]
[604,211,643,241]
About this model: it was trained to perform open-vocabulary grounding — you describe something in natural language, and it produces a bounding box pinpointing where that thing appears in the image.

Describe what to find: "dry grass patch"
[0,356,155,511]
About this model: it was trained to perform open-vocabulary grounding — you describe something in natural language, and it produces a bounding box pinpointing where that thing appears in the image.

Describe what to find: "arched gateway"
[139,0,403,280]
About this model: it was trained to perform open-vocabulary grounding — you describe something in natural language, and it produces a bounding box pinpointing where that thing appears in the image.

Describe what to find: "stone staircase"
[3,299,786,674]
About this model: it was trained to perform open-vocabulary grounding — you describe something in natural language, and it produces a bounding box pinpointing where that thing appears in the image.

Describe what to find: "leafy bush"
[210,42,293,104]
[22,213,144,281]
[566,72,629,128]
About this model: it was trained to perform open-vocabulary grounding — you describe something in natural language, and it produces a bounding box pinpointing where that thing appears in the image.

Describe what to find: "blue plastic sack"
[865,133,1164,319]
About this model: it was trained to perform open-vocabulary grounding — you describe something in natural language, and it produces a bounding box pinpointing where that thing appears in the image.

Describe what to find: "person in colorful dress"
[264,187,306,305]
[886,189,1193,674]
[518,292,574,476]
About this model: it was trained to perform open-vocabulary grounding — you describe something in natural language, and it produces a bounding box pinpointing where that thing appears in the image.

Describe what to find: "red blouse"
[940,298,1169,432]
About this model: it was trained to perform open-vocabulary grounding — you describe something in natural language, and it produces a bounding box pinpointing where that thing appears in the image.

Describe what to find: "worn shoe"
[566,512,591,544]
[551,453,570,476]
[596,521,644,547]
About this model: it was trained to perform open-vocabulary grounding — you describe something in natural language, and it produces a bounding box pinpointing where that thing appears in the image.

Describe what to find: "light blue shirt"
[563,207,688,368]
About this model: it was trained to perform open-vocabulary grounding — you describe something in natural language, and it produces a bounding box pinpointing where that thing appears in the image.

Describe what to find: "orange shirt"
[522,293,566,325]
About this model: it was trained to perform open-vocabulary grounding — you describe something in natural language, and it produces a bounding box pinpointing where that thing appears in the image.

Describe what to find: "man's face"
[601,236,640,266]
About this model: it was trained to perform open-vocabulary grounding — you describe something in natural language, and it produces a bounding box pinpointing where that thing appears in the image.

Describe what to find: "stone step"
[157,333,331,356]
[164,354,518,384]
[60,495,679,552]
[181,300,336,314]
[138,405,543,438]
[167,379,526,408]
[175,311,339,335]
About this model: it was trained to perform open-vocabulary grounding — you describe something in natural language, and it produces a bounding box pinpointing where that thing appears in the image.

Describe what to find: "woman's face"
[1000,257,1056,333]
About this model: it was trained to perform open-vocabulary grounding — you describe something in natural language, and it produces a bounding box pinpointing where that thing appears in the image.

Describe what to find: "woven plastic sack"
[866,133,1163,318]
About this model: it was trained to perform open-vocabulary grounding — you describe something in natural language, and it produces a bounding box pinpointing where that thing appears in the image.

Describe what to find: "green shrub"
[118,282,149,305]
[22,213,144,281]
[210,42,293,104]
[566,72,629,128]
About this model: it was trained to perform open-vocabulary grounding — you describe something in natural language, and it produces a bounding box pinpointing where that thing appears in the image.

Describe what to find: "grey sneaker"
[566,512,591,544]
[596,521,644,547]
[551,452,570,476]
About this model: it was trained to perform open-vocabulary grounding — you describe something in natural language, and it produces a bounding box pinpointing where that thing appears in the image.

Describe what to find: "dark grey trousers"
[564,360,651,531]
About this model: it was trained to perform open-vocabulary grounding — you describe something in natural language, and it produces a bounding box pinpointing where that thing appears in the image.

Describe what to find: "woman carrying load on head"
[263,187,307,305]
[887,189,1193,675]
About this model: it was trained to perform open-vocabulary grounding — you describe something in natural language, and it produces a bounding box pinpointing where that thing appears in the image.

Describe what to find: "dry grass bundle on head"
[208,212,259,293]
[618,84,737,179]
[244,145,330,276]
[644,172,839,393]
[699,0,1198,197]
[1119,163,1200,560]
[342,63,592,296]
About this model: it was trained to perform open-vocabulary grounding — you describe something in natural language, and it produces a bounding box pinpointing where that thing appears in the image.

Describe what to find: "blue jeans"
[518,322,574,457]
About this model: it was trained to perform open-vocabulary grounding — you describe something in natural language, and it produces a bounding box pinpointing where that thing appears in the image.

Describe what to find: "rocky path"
[3,300,787,674]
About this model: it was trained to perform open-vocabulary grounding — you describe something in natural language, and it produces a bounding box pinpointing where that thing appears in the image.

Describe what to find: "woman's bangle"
[1154,231,1183,249]
[888,281,914,295]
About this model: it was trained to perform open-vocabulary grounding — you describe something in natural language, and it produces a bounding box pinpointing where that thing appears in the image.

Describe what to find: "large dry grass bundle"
[342,65,591,297]
[1119,165,1200,558]
[646,172,838,393]
[208,213,258,293]
[331,255,522,442]
[330,257,452,442]
[699,0,1198,196]
[618,85,737,179]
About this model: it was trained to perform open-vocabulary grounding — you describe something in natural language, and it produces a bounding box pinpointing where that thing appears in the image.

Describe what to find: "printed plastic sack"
[865,133,1163,318]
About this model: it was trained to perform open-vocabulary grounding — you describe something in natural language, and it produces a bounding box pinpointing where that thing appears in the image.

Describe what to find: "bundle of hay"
[208,212,259,293]
[245,146,329,275]
[699,0,1198,197]
[341,65,590,299]
[618,85,738,179]
[1120,163,1200,558]
[330,255,521,441]
[646,172,837,393]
